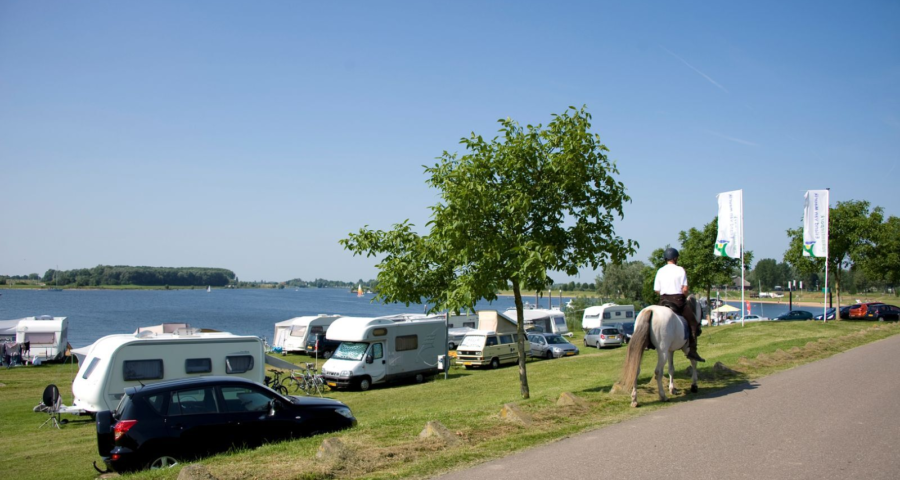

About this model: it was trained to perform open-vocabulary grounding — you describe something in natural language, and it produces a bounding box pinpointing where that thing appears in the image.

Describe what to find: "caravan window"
[225,355,254,374]
[615,311,622,317]
[584,314,599,320]
[185,358,212,374]
[553,317,566,326]
[24,332,56,344]
[82,357,100,379]
[396,335,418,351]
[603,312,611,319]
[289,325,307,337]
[463,322,476,328]
[626,311,633,318]
[123,359,164,381]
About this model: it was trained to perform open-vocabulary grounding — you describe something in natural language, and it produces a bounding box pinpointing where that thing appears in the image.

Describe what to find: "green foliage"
[861,215,900,287]
[750,258,794,291]
[641,247,667,306]
[342,106,637,398]
[41,266,236,287]
[595,260,647,302]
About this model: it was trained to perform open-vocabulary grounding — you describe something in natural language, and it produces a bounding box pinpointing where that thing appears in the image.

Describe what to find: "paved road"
[435,334,900,480]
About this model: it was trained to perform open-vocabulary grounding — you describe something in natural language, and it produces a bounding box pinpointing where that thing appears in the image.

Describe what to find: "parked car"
[724,314,769,324]
[96,376,356,472]
[583,327,623,348]
[862,304,900,321]
[814,308,836,321]
[305,333,341,359]
[527,333,579,359]
[619,322,634,343]
[849,302,884,319]
[773,310,814,321]
[839,305,853,319]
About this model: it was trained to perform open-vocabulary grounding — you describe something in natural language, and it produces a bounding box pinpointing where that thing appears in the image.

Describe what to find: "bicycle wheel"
[276,385,289,396]
[313,375,326,395]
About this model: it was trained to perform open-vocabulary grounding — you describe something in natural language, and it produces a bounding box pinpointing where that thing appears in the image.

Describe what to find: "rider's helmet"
[664,247,679,261]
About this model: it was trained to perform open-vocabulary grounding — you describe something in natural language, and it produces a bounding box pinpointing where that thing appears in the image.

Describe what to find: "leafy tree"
[677,217,752,316]
[752,258,779,291]
[784,200,883,308]
[342,107,637,398]
[596,260,647,302]
[860,215,900,289]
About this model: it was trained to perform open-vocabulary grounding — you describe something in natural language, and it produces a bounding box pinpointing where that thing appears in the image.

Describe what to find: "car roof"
[125,376,260,397]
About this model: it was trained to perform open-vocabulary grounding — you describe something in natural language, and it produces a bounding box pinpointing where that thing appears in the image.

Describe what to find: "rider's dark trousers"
[659,294,699,350]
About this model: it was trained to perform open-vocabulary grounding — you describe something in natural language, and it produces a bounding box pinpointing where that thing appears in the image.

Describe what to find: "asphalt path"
[434,334,900,480]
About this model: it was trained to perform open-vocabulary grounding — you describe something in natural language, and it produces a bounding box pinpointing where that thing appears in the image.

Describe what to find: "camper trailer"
[71,329,264,413]
[321,317,446,391]
[15,316,68,361]
[447,314,478,329]
[506,308,570,335]
[279,315,341,354]
[582,304,635,330]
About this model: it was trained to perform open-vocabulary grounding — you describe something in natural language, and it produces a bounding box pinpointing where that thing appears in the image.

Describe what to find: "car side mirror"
[365,354,373,364]
[268,399,277,416]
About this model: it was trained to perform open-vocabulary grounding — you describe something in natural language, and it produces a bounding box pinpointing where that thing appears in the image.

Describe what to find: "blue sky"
[1,1,898,283]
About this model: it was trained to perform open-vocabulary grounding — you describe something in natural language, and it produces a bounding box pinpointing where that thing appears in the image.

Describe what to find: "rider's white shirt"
[654,264,687,295]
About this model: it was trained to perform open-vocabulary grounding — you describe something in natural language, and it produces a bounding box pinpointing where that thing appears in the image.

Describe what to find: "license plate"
[463,362,472,366]
[565,352,575,356]
[327,382,336,387]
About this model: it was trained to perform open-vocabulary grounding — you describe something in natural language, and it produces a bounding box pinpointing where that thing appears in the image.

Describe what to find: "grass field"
[1,320,898,480]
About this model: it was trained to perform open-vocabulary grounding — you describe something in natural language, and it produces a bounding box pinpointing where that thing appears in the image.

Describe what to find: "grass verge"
[1,321,898,480]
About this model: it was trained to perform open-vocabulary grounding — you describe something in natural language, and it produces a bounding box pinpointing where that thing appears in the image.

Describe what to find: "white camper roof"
[75,330,257,360]
[279,315,340,327]
[514,309,565,321]
[16,316,67,333]
[0,319,21,336]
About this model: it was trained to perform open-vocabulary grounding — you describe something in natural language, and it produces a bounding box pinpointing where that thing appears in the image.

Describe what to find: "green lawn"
[1,321,898,480]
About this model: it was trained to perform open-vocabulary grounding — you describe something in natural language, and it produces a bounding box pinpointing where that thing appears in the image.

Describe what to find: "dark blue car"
[773,310,814,321]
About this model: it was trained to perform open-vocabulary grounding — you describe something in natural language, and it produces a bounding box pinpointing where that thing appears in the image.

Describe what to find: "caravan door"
[363,342,386,384]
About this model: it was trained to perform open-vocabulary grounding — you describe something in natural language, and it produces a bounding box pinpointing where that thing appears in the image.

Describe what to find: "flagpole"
[823,188,830,323]
[741,189,745,328]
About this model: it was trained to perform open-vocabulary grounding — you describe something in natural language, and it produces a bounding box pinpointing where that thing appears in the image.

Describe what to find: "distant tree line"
[283,278,378,289]
[41,266,236,287]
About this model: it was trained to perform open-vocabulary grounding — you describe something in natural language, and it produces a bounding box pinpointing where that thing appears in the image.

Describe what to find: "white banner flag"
[803,190,829,257]
[715,190,743,257]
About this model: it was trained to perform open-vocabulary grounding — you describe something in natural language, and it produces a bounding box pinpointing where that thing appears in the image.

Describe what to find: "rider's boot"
[686,335,705,363]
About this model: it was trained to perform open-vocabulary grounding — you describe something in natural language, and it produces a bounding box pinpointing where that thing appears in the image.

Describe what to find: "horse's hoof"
[690,385,698,393]
[660,397,668,402]
[671,389,679,395]
[631,401,639,408]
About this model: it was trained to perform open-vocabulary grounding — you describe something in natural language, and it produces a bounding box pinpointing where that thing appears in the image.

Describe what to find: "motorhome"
[582,304,635,330]
[507,308,570,335]
[320,317,446,391]
[15,316,68,361]
[71,328,264,413]
[278,315,341,354]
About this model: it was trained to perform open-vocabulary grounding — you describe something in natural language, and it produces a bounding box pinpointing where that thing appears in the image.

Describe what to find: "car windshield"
[545,335,568,345]
[459,335,485,348]
[332,341,369,361]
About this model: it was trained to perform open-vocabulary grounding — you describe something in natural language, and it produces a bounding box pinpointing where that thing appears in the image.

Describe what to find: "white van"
[280,315,341,354]
[320,317,447,391]
[455,330,520,369]
[582,304,635,330]
[16,315,68,361]
[71,329,264,413]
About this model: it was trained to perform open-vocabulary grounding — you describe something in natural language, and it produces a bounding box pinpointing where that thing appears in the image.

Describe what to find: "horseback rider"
[654,248,705,362]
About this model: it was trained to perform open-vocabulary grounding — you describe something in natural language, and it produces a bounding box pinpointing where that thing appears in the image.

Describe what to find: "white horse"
[620,295,700,407]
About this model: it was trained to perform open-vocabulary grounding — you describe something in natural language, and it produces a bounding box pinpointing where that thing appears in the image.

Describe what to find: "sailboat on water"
[357,284,364,297]
[207,286,211,293]
[47,266,62,292]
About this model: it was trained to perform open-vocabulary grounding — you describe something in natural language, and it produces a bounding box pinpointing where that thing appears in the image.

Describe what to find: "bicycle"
[264,369,290,396]
[293,363,326,396]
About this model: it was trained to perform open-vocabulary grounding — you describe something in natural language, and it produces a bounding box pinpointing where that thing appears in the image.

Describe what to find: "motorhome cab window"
[396,335,418,351]
[372,343,383,359]
[123,359,164,381]
[185,358,212,374]
[290,325,307,337]
[82,357,100,379]
[24,332,55,344]
[485,336,498,346]
[333,342,368,361]
[225,355,254,374]
[459,335,485,348]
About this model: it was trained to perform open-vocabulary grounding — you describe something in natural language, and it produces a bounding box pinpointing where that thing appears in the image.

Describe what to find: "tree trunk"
[706,287,712,325]
[512,279,530,399]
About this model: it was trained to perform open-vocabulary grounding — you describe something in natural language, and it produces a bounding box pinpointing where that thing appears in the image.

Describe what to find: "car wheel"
[448,343,456,350]
[358,376,372,392]
[545,350,553,359]
[878,316,884,322]
[490,358,500,369]
[415,373,425,383]
[596,341,602,349]
[146,454,178,470]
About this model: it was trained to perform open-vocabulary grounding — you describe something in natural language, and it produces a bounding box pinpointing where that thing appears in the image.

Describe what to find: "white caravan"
[321,317,447,391]
[71,328,264,413]
[582,304,635,330]
[506,308,570,335]
[279,315,341,354]
[16,316,68,361]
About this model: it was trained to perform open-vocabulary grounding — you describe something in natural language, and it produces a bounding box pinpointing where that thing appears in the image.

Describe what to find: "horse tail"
[621,308,652,392]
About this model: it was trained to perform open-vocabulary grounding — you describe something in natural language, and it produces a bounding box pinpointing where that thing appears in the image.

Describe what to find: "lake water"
[0,288,826,348]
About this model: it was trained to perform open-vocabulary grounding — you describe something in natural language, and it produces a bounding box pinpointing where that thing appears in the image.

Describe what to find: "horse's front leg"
[656,350,667,402]
[668,351,678,395]
[690,358,698,393]
[631,365,641,408]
